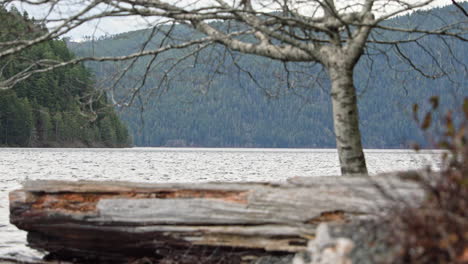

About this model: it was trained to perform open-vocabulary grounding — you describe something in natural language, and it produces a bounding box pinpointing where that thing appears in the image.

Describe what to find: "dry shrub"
[387,97,468,263]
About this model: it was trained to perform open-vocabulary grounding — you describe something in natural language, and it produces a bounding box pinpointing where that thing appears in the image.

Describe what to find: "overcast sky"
[11,0,461,41]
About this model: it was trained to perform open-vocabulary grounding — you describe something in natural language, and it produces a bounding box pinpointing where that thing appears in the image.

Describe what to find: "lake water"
[0,147,443,260]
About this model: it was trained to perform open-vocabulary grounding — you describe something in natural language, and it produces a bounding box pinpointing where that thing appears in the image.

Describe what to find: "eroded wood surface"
[9,173,426,263]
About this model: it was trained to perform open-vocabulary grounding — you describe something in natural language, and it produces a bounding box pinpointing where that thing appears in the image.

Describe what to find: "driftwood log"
[9,173,426,263]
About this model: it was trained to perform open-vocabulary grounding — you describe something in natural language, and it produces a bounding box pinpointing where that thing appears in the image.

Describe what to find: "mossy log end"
[9,173,425,263]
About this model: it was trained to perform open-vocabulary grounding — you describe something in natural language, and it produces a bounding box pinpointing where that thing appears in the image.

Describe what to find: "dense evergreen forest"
[69,3,467,149]
[0,7,130,147]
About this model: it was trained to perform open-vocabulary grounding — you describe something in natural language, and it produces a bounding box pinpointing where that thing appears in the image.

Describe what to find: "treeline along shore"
[0,7,130,148]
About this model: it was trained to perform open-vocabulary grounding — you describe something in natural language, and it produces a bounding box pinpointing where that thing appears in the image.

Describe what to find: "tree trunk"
[328,66,368,175]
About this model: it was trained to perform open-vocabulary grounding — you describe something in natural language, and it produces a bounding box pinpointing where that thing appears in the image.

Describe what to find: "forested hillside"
[0,7,130,147]
[70,4,467,148]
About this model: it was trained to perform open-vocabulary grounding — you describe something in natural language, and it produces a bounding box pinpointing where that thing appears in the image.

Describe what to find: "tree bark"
[328,66,368,175]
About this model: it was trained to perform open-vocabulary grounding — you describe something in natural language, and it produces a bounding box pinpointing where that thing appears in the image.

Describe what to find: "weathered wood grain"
[9,173,426,263]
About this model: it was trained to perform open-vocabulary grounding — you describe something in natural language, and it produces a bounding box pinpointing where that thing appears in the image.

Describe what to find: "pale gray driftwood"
[9,173,425,263]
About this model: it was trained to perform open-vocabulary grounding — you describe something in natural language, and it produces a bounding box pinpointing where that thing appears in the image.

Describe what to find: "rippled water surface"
[0,147,442,259]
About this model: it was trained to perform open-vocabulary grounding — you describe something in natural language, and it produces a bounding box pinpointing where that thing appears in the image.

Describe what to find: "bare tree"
[0,0,467,175]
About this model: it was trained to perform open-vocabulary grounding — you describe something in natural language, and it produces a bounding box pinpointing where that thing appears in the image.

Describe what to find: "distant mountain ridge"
[70,3,467,148]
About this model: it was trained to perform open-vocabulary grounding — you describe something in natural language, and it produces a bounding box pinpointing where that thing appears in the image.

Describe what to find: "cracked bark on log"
[9,173,426,263]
